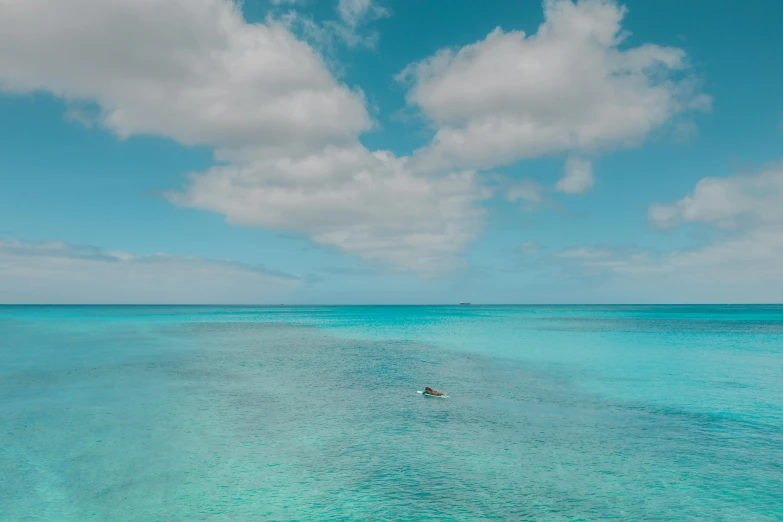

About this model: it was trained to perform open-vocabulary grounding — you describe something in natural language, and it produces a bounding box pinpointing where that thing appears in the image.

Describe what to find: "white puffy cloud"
[0,0,484,274]
[399,0,710,173]
[170,145,489,273]
[556,157,594,194]
[0,240,300,304]
[648,163,783,230]
[0,0,370,153]
[557,162,783,302]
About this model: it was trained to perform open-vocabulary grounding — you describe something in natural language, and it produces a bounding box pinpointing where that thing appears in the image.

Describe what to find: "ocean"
[1,305,781,520]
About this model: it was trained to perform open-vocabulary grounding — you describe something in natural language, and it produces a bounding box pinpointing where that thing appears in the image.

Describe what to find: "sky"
[0,0,782,304]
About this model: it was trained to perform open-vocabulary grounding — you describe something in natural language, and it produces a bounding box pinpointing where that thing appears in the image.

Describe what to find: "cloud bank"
[0,240,299,304]
[557,163,783,302]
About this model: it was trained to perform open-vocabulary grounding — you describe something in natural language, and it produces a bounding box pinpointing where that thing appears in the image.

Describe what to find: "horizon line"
[1,303,781,307]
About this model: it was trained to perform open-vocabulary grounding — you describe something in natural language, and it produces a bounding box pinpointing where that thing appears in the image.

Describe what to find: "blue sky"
[0,0,782,304]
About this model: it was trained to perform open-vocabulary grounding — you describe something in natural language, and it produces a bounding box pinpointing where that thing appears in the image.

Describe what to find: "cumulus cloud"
[399,0,710,175]
[0,0,370,153]
[0,240,300,304]
[170,145,489,273]
[648,163,783,230]
[557,162,783,302]
[0,0,483,274]
[556,157,594,194]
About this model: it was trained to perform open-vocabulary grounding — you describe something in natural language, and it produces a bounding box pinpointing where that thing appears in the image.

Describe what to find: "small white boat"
[459,301,470,305]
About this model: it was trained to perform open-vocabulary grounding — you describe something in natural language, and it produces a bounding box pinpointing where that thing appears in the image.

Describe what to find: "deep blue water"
[1,305,782,520]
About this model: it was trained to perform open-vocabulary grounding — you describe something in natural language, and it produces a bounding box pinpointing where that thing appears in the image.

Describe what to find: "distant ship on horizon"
[459,301,470,305]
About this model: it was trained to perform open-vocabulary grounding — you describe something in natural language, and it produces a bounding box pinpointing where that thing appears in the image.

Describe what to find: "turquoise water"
[1,305,782,520]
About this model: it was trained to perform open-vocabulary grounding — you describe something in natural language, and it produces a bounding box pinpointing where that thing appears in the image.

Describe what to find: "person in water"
[424,387,446,396]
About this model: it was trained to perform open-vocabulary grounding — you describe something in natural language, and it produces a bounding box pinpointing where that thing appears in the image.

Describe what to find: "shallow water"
[1,305,781,520]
